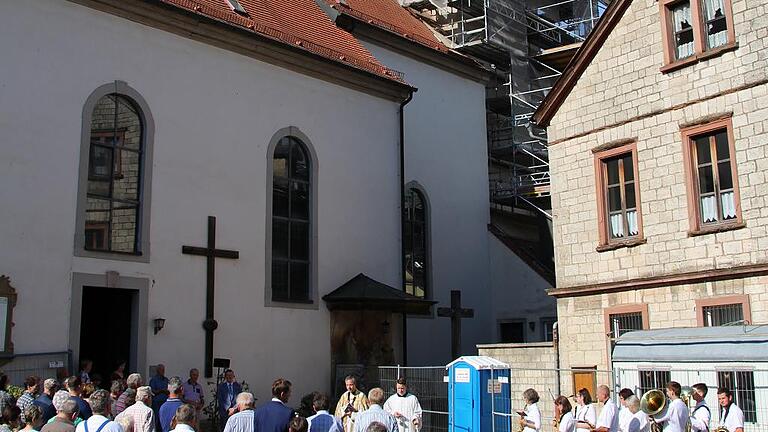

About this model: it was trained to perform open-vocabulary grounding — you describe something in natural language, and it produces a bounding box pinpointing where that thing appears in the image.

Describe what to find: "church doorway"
[79,286,136,389]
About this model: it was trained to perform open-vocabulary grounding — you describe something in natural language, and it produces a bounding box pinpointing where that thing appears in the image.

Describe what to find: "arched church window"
[84,94,144,254]
[271,136,311,302]
[404,187,428,298]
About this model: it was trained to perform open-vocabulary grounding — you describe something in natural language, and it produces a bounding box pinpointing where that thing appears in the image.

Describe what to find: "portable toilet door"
[448,360,476,432]
[447,356,511,432]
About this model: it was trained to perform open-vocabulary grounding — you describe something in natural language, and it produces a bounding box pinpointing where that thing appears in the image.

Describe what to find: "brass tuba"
[640,389,667,432]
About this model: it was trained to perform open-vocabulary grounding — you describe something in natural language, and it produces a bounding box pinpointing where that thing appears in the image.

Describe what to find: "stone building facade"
[533,0,768,393]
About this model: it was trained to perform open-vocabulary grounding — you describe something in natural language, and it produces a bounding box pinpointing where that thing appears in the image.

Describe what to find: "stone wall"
[547,0,768,289]
[544,0,768,378]
[478,342,559,420]
[556,275,768,371]
[549,0,765,143]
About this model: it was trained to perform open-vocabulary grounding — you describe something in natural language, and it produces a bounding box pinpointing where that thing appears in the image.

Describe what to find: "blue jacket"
[71,396,92,420]
[34,394,55,423]
[253,400,294,432]
[217,381,242,420]
[159,398,184,432]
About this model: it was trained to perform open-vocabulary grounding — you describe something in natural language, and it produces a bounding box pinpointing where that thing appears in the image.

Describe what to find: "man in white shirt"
[383,378,422,432]
[168,405,197,432]
[594,385,619,432]
[75,390,123,432]
[223,393,255,432]
[653,382,688,432]
[717,388,744,432]
[689,383,710,432]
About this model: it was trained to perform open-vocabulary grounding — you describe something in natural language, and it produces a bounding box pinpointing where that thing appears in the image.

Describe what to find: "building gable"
[539,0,760,142]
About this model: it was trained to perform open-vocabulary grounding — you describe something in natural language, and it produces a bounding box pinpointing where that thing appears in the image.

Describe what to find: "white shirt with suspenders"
[690,401,710,432]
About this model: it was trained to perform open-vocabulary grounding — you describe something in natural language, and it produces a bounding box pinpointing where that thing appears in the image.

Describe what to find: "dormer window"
[226,0,247,15]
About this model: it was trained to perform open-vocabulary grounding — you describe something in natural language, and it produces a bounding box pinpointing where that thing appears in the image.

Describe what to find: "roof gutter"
[399,89,415,366]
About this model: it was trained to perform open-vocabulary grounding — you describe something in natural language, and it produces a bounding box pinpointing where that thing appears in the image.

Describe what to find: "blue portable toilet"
[447,356,511,432]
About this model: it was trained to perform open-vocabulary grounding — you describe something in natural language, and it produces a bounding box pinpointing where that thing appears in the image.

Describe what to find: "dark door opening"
[80,286,135,389]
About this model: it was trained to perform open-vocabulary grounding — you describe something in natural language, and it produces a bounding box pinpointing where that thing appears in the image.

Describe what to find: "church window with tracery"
[271,136,311,303]
[403,187,428,299]
[85,94,143,254]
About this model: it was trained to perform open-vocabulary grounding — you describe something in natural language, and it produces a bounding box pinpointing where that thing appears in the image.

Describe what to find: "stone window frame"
[264,127,319,310]
[74,81,154,263]
[695,294,751,326]
[658,0,737,73]
[593,141,646,252]
[403,181,432,300]
[680,117,744,236]
[603,303,650,338]
[604,303,649,365]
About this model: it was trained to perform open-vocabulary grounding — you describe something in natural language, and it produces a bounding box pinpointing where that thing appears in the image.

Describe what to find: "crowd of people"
[0,362,420,432]
[217,374,422,432]
[518,382,744,432]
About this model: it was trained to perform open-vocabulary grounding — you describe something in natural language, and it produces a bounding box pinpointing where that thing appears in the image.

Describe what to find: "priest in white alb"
[383,378,422,432]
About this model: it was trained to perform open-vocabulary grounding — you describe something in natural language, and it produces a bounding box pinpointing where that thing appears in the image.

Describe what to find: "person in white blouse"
[594,385,619,432]
[554,396,576,432]
[617,389,634,432]
[717,388,744,432]
[689,383,710,432]
[575,388,597,432]
[653,382,689,432]
[518,389,542,432]
[625,396,649,432]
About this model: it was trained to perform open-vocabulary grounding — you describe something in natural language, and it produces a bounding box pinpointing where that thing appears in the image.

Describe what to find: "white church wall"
[360,41,493,365]
[488,234,556,342]
[0,0,401,403]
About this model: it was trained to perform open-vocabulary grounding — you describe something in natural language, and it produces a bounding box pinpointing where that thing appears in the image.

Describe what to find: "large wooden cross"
[182,216,239,378]
[437,290,474,360]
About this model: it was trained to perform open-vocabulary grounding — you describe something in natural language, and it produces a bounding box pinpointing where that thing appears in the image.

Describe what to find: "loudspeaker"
[213,358,230,368]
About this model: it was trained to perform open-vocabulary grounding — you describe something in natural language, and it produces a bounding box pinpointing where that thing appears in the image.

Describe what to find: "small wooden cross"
[182,216,239,377]
[437,290,474,360]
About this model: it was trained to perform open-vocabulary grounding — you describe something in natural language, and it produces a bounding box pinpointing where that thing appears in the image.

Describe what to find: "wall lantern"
[153,318,166,335]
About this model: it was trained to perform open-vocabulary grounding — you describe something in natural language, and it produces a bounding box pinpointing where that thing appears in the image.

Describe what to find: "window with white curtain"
[703,0,728,49]
[660,0,735,67]
[602,152,640,241]
[671,1,694,59]
[691,128,738,226]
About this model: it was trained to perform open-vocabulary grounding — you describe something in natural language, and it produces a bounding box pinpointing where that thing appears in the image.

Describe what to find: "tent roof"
[612,325,768,363]
[322,273,435,315]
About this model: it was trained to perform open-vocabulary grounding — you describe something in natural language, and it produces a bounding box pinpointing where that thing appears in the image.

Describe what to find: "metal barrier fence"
[1,351,71,386]
[614,366,768,432]
[379,366,448,432]
[381,365,768,432]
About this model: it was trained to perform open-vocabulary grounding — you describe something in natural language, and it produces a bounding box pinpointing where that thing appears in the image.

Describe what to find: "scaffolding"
[410,0,609,218]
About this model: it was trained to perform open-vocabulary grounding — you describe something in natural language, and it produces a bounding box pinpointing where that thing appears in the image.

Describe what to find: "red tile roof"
[157,0,406,82]
[325,0,450,53]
